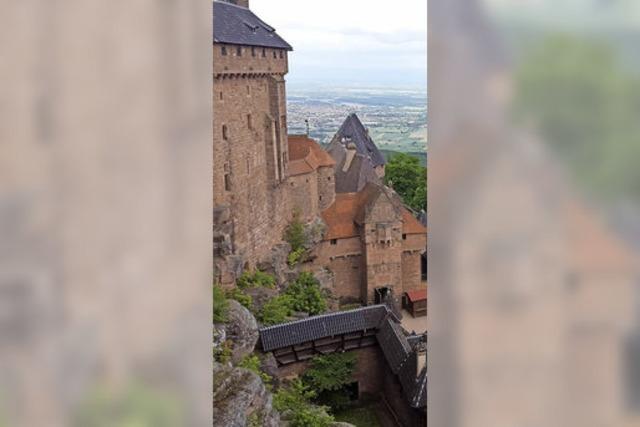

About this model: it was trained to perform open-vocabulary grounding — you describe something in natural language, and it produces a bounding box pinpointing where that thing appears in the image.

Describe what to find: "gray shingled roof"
[376,318,412,374]
[327,142,381,193]
[213,1,292,50]
[258,305,427,409]
[259,305,389,352]
[330,113,385,168]
[411,366,428,408]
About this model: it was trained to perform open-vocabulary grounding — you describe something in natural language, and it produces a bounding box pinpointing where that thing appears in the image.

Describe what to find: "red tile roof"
[288,135,335,176]
[321,183,427,240]
[405,288,427,302]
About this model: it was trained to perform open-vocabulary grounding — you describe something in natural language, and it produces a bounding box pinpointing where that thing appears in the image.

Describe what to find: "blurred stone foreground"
[429,1,640,427]
[0,1,212,426]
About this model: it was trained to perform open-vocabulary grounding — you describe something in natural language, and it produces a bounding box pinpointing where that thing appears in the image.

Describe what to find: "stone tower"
[213,0,293,284]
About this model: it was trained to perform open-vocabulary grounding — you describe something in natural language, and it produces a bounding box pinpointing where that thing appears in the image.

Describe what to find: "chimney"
[342,142,357,172]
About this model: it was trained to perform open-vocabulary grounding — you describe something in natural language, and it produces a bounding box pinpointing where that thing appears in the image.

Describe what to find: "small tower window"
[328,176,331,181]
[222,125,228,140]
[262,48,266,57]
[402,234,407,240]
[247,114,252,129]
[224,173,231,191]
[219,91,223,100]
[279,50,284,59]
[251,46,256,57]
[273,50,277,59]
[221,46,227,56]
[330,239,337,245]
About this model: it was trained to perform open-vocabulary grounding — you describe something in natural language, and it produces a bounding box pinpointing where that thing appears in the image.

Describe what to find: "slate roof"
[377,318,428,409]
[327,142,380,193]
[258,305,427,409]
[330,113,385,168]
[213,1,293,50]
[376,317,412,374]
[259,305,389,352]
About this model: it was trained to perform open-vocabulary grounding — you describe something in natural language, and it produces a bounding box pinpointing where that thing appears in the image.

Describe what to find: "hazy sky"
[251,0,427,87]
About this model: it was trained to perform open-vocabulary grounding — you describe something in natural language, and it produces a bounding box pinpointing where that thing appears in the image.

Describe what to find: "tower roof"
[331,113,385,168]
[213,1,293,50]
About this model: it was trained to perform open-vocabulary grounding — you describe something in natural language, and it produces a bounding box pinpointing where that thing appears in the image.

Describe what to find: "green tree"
[285,272,327,315]
[384,153,427,211]
[274,379,334,427]
[302,353,357,392]
[259,294,294,326]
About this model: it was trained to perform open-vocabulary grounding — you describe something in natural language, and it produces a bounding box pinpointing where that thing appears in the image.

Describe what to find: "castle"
[212,0,427,310]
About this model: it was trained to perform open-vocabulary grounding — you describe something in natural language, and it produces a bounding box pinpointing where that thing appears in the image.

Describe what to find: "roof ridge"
[214,0,249,10]
[258,304,388,331]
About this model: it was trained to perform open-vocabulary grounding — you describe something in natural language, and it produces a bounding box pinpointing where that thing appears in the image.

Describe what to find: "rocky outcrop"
[213,362,280,427]
[225,300,259,363]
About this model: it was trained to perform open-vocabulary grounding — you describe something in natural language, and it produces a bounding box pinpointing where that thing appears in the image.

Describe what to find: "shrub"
[238,354,272,388]
[274,379,334,427]
[287,247,306,267]
[237,270,276,290]
[284,210,306,252]
[225,288,253,310]
[213,284,229,323]
[259,294,294,326]
[285,272,327,315]
[213,341,232,364]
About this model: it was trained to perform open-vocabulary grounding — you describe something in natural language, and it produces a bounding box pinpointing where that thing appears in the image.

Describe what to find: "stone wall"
[289,170,319,222]
[213,41,292,285]
[401,251,423,293]
[317,165,336,210]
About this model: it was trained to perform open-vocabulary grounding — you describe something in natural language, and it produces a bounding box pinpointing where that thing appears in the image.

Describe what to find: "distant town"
[287,85,427,165]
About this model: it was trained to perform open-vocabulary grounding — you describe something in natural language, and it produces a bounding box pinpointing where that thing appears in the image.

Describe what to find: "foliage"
[302,353,357,393]
[213,284,229,323]
[284,210,306,252]
[213,341,232,364]
[225,288,252,310]
[73,382,182,427]
[384,153,427,211]
[287,247,307,267]
[274,379,334,427]
[238,354,272,388]
[247,412,262,427]
[259,294,294,326]
[285,272,327,315]
[334,405,382,427]
[339,303,362,311]
[237,270,276,290]
[514,33,640,202]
